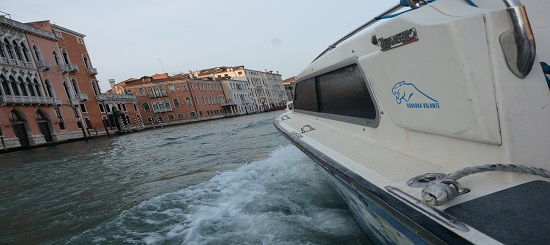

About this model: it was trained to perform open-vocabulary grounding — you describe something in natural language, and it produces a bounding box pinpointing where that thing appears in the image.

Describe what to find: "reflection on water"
[0,112,369,244]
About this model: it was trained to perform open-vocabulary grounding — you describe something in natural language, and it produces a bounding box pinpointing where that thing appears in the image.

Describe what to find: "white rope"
[447,164,550,180]
[421,164,550,206]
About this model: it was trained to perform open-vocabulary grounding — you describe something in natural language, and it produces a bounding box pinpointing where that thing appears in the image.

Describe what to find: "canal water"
[0,111,371,244]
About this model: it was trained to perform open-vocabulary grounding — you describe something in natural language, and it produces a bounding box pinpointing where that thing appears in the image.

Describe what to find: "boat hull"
[274,118,472,245]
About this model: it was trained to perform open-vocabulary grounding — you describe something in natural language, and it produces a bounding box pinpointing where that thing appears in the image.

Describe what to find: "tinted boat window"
[317,65,376,119]
[293,77,318,112]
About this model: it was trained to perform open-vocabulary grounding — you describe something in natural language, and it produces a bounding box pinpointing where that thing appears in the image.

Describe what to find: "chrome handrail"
[312,4,404,62]
[499,0,536,78]
[385,186,470,232]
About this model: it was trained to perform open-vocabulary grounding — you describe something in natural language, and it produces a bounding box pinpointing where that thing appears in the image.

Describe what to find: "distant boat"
[275,0,550,244]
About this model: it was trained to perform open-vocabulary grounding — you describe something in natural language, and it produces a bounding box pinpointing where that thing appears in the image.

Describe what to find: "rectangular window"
[80,104,87,113]
[168,114,175,121]
[293,78,318,112]
[178,113,184,120]
[317,65,376,119]
[54,108,62,119]
[181,83,188,91]
[169,84,176,93]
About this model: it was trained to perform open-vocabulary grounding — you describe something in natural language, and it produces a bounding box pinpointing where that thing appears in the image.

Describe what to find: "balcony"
[153,107,173,113]
[148,92,168,98]
[96,94,137,102]
[57,64,70,73]
[74,93,88,101]
[68,64,79,72]
[38,60,51,70]
[221,99,236,106]
[0,95,62,106]
[87,67,98,76]
[69,99,81,106]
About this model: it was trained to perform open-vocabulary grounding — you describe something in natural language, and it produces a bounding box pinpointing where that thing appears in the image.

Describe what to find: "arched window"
[158,100,165,110]
[45,80,54,97]
[33,45,43,61]
[152,101,159,111]
[21,43,31,63]
[63,82,73,99]
[142,102,150,111]
[91,81,100,96]
[5,39,15,60]
[0,75,10,95]
[164,99,171,110]
[53,51,61,65]
[61,50,70,64]
[9,110,25,123]
[126,90,134,95]
[35,110,48,120]
[185,97,193,106]
[26,78,35,96]
[0,42,6,58]
[13,41,23,61]
[18,77,28,96]
[138,88,146,96]
[71,79,79,94]
[83,55,90,69]
[173,98,180,107]
[33,78,42,97]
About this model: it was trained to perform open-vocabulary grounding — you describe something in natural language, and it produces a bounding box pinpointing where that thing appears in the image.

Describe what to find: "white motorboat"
[274,0,550,244]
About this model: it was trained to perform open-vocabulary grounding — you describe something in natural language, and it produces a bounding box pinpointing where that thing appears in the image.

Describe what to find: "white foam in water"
[71,145,368,244]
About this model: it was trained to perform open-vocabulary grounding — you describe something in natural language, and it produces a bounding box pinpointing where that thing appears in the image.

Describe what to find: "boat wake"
[69,145,369,245]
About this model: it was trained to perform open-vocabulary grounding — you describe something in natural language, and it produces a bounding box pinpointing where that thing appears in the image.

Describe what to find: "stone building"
[0,16,82,149]
[193,66,288,112]
[219,78,254,115]
[113,74,226,127]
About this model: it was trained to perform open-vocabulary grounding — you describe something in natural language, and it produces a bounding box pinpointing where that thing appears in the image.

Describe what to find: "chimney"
[188,70,195,79]
[109,79,116,89]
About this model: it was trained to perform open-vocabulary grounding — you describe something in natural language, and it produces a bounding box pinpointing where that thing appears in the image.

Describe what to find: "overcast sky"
[2,0,395,91]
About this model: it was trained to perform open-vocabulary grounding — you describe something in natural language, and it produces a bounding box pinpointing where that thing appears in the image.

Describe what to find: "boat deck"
[445,180,550,244]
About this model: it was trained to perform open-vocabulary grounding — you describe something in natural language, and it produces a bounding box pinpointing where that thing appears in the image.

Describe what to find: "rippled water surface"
[0,112,370,244]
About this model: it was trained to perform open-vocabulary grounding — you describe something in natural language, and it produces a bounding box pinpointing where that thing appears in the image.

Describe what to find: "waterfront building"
[194,66,288,112]
[0,16,83,149]
[28,21,103,133]
[219,78,254,115]
[282,76,296,102]
[114,74,226,127]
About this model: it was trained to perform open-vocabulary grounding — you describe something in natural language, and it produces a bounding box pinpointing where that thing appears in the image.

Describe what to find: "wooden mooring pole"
[1,136,7,152]
[102,120,111,138]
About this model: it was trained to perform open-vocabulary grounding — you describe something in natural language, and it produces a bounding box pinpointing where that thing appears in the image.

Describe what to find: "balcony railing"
[58,64,70,73]
[96,94,138,102]
[87,67,98,75]
[68,64,78,72]
[221,100,236,106]
[148,92,168,98]
[38,60,51,70]
[69,99,81,106]
[0,95,62,106]
[153,107,173,113]
[74,93,88,101]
